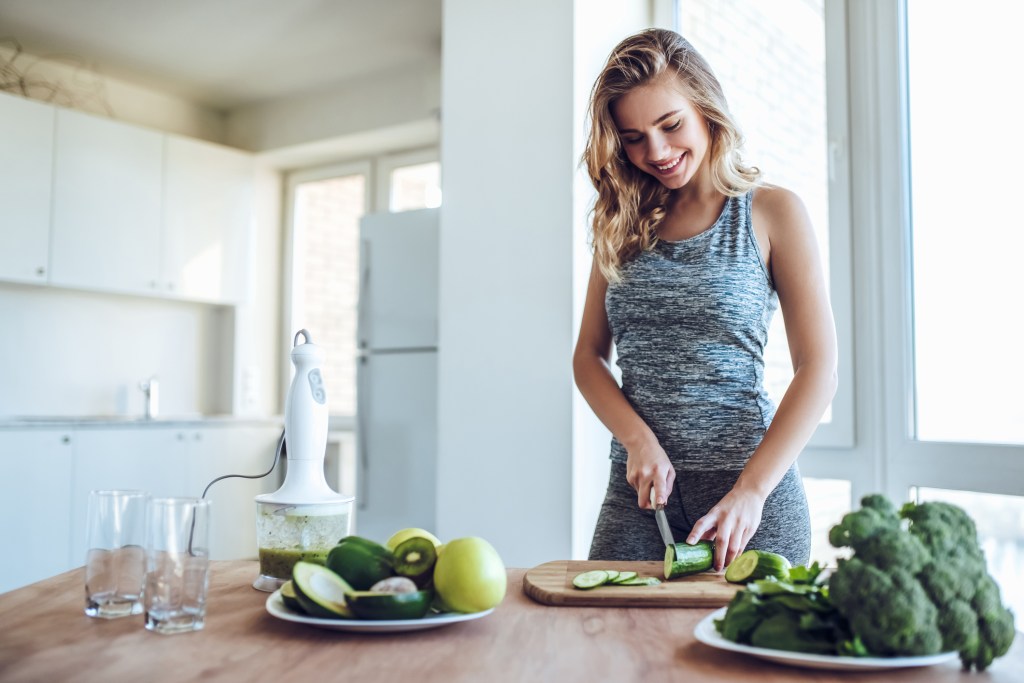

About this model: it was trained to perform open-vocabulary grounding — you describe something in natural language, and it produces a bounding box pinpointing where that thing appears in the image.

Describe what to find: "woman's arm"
[687,187,839,570]
[573,259,675,509]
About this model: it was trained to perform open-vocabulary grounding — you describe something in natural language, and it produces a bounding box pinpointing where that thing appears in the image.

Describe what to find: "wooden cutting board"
[523,560,741,608]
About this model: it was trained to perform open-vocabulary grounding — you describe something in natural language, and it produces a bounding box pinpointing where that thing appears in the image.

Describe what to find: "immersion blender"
[252,329,354,592]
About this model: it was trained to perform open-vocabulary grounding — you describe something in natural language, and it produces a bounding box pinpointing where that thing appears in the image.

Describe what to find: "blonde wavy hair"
[583,29,761,282]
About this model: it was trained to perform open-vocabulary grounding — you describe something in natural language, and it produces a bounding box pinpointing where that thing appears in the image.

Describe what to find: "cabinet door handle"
[36,266,46,276]
[61,435,71,444]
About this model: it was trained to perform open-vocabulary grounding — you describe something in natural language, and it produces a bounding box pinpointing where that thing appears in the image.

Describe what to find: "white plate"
[264,589,494,633]
[694,607,960,671]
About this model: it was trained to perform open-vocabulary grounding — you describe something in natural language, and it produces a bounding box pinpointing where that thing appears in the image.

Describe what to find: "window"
[804,477,852,567]
[676,0,853,445]
[912,487,1024,625]
[286,164,370,417]
[906,0,1024,446]
[285,149,441,417]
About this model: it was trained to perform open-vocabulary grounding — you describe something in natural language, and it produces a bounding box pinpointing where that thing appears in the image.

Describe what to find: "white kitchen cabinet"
[50,107,163,296]
[0,93,54,284]
[69,428,189,565]
[185,425,281,561]
[162,136,254,303]
[0,430,74,593]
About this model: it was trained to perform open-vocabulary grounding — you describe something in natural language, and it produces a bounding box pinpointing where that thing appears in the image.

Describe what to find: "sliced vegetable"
[347,589,433,620]
[369,576,418,594]
[664,541,714,579]
[724,549,792,584]
[572,570,661,589]
[280,580,304,613]
[572,570,610,589]
[616,576,661,586]
[291,561,354,619]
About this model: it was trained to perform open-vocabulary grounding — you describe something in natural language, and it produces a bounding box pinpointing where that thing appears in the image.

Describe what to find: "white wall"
[225,62,441,152]
[438,0,651,567]
[0,284,230,417]
[0,45,225,143]
[571,2,652,560]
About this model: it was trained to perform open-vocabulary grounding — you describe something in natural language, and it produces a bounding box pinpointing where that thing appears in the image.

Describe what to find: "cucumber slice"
[610,571,638,584]
[616,576,661,586]
[664,541,714,579]
[724,549,792,584]
[572,570,610,589]
[292,561,355,618]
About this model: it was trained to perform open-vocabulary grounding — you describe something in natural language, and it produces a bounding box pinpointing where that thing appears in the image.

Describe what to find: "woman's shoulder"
[750,184,811,237]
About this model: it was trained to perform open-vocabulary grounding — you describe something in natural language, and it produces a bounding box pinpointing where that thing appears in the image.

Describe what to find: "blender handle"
[356,354,369,511]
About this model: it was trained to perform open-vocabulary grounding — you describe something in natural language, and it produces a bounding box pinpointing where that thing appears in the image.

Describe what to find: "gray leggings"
[589,461,811,566]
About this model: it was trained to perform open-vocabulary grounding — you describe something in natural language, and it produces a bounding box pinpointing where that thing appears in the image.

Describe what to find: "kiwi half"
[393,536,437,583]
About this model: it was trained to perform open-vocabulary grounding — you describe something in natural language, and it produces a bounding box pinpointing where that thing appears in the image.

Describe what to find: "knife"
[651,487,677,548]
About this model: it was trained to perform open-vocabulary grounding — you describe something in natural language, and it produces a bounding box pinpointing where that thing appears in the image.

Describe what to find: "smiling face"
[610,75,711,191]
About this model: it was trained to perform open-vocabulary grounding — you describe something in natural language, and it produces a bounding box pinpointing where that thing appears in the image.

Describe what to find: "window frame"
[281,159,373,406]
[671,0,856,450]
[373,147,441,213]
[875,0,1024,499]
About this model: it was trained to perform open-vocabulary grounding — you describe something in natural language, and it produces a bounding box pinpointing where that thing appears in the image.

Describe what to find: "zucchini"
[664,541,714,579]
[724,549,791,584]
[610,571,638,584]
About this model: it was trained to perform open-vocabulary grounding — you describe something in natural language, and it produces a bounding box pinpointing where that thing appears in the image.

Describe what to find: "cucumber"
[572,570,610,589]
[664,541,714,579]
[292,561,355,618]
[724,549,791,584]
[610,571,638,584]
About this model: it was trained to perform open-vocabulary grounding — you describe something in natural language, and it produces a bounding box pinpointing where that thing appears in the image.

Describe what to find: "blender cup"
[254,500,353,592]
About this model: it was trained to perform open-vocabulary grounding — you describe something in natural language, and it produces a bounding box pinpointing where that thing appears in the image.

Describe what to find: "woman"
[574,28,837,570]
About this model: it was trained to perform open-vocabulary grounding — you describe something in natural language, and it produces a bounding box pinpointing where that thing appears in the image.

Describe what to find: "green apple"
[386,527,442,552]
[433,537,506,613]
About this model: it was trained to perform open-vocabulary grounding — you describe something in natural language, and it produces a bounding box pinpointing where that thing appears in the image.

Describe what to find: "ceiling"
[0,0,442,110]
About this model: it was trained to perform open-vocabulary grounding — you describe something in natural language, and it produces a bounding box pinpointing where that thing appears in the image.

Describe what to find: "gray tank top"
[605,190,778,469]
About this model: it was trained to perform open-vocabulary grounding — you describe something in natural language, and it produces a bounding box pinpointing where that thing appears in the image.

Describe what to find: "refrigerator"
[354,208,439,542]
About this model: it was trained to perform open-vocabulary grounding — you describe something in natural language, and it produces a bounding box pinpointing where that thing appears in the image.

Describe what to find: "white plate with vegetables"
[266,589,494,633]
[694,608,959,671]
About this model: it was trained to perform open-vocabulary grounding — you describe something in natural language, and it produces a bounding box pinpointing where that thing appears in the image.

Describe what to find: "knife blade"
[651,488,677,548]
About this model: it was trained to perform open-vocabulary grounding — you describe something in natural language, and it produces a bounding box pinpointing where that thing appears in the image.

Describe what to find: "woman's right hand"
[625,437,676,509]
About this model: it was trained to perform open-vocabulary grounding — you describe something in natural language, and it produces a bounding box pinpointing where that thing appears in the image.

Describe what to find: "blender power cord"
[187,429,285,555]
[200,428,286,499]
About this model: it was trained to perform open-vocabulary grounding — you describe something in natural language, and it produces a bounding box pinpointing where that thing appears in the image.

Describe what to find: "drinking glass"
[84,489,149,618]
[144,497,211,634]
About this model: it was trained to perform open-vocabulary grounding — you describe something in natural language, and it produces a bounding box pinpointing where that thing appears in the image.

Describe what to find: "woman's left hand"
[686,488,766,572]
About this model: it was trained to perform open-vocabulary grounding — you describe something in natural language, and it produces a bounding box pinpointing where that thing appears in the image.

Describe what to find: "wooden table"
[1,561,1022,682]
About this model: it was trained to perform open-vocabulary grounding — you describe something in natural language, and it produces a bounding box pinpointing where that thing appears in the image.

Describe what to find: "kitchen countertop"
[0,415,284,429]
[1,561,1021,682]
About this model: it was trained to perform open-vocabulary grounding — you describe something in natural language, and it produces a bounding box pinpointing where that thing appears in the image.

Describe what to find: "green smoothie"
[258,547,330,579]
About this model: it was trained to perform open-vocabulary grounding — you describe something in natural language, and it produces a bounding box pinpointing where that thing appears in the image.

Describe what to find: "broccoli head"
[827,495,1017,671]
[828,556,943,656]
